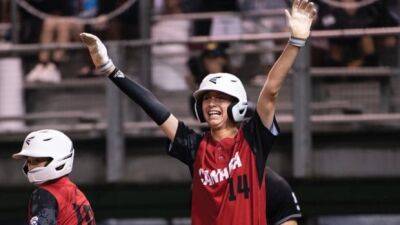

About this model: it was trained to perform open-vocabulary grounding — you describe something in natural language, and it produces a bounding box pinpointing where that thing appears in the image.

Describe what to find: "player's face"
[202,91,233,128]
[26,157,49,171]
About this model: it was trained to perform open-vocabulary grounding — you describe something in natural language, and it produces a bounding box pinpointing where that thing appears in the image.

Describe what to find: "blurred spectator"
[187,0,241,80]
[25,0,72,83]
[191,0,240,36]
[0,0,10,22]
[26,0,98,83]
[151,0,191,90]
[19,1,43,44]
[0,0,11,41]
[186,43,231,88]
[374,0,400,66]
[236,0,289,75]
[77,0,139,78]
[96,0,139,40]
[314,0,398,67]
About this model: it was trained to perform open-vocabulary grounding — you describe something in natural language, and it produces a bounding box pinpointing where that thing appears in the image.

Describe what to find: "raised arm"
[80,33,179,140]
[257,0,317,128]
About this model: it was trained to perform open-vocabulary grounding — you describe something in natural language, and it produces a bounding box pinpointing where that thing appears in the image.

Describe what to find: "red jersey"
[28,176,95,225]
[168,113,279,225]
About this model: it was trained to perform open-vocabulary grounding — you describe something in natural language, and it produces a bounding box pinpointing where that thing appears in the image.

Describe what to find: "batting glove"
[80,32,115,75]
[285,0,317,47]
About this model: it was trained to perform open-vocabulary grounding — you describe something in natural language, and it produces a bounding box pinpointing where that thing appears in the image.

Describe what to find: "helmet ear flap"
[230,101,248,122]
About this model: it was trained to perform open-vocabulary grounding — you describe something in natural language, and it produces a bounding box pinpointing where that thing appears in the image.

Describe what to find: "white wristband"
[288,37,306,47]
[98,59,115,75]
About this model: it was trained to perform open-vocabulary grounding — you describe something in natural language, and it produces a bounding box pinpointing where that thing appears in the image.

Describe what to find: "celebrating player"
[12,129,96,225]
[80,0,316,224]
[266,168,302,225]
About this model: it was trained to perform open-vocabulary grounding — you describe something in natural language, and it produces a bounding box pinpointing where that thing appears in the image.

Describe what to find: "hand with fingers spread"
[80,33,115,75]
[285,0,317,46]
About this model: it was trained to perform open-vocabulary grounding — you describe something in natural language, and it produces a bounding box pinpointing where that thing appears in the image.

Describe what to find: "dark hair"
[200,43,227,59]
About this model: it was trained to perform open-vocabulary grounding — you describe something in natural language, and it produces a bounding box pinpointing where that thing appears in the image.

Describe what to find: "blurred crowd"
[313,0,399,67]
[0,0,399,86]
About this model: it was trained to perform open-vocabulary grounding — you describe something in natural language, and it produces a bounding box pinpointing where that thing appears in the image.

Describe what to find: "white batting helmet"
[13,129,74,185]
[193,73,248,122]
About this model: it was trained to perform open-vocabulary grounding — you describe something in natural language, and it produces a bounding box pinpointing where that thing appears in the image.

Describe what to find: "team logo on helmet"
[209,76,221,84]
[25,136,35,145]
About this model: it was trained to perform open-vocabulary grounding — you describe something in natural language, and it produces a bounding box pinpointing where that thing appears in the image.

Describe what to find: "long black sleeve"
[108,69,171,125]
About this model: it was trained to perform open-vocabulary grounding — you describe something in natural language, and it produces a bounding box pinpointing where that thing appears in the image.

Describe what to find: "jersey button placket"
[216,145,225,162]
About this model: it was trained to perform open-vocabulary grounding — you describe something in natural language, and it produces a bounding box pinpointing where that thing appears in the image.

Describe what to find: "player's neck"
[211,126,238,141]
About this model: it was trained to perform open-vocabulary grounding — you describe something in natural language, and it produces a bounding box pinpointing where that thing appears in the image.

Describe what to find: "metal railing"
[1,26,400,54]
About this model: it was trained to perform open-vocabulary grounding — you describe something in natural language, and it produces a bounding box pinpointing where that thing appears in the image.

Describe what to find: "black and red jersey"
[28,176,95,225]
[168,113,279,225]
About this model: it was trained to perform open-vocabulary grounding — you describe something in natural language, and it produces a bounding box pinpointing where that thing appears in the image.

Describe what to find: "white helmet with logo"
[12,129,74,185]
[193,73,247,122]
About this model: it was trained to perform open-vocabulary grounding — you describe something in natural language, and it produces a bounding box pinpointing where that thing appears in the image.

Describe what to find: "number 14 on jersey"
[228,174,250,201]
